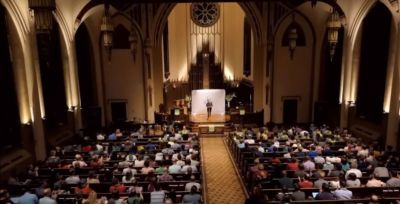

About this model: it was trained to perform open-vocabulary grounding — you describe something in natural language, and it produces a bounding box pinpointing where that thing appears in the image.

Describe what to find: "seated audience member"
[75,181,92,195]
[141,160,155,174]
[181,159,198,173]
[373,161,390,178]
[185,175,201,192]
[122,172,136,184]
[345,163,362,180]
[287,158,299,171]
[38,188,56,204]
[275,186,291,202]
[87,172,100,184]
[134,155,145,168]
[255,164,268,180]
[46,150,60,167]
[313,173,328,189]
[333,180,352,200]
[126,190,143,204]
[19,188,38,204]
[291,184,306,201]
[150,185,165,204]
[115,129,123,138]
[346,173,361,187]
[315,183,335,200]
[123,163,138,176]
[278,171,294,188]
[368,195,381,204]
[386,171,400,187]
[108,132,117,141]
[65,170,81,184]
[128,180,143,194]
[366,173,386,187]
[108,191,123,204]
[303,157,315,171]
[109,178,127,193]
[298,175,314,188]
[182,186,202,204]
[158,169,174,182]
[245,185,268,204]
[96,132,105,140]
[72,154,88,168]
[168,159,182,174]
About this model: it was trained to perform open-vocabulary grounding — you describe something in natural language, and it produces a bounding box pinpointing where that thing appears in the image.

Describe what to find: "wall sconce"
[24,120,32,126]
[129,28,138,62]
[327,9,341,61]
[68,106,77,112]
[347,100,356,107]
[100,0,113,60]
[288,28,298,60]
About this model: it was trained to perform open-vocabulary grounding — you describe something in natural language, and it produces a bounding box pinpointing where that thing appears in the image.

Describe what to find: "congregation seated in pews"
[227,124,400,203]
[0,124,203,204]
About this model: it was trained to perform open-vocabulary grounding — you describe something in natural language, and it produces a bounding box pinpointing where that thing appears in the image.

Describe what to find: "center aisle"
[200,137,246,204]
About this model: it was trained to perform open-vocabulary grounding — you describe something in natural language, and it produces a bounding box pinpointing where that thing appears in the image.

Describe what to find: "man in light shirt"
[303,157,315,171]
[185,175,201,192]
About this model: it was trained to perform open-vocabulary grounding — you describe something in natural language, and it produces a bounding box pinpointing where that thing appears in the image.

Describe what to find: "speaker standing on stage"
[206,99,213,119]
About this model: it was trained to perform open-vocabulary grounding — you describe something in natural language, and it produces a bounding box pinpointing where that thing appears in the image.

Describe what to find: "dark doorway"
[283,99,297,125]
[111,102,127,123]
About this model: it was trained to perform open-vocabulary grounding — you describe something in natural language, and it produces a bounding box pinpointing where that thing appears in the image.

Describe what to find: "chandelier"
[327,9,341,61]
[100,1,113,60]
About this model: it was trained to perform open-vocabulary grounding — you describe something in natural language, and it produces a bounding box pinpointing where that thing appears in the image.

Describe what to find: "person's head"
[321,183,330,192]
[87,190,97,202]
[164,198,173,204]
[43,188,52,197]
[112,177,119,185]
[190,185,198,194]
[144,160,150,168]
[348,173,357,181]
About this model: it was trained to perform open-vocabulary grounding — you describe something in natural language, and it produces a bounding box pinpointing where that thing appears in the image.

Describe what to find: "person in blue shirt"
[19,189,38,204]
[108,133,117,140]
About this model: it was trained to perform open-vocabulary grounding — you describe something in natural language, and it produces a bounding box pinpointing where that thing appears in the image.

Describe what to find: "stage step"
[200,133,226,137]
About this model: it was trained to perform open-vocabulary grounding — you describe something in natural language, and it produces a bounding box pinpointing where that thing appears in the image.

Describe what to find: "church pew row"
[56,191,194,204]
[266,198,400,204]
[261,187,400,199]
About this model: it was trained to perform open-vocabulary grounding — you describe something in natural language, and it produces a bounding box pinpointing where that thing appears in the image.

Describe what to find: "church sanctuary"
[2,0,400,203]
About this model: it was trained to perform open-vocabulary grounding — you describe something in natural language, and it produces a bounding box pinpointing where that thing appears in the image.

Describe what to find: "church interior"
[1,0,400,203]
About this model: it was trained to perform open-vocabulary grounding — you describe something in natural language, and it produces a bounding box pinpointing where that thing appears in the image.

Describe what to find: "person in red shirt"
[75,182,92,194]
[109,178,127,193]
[298,175,314,188]
[82,145,92,152]
[271,156,281,165]
[287,158,299,171]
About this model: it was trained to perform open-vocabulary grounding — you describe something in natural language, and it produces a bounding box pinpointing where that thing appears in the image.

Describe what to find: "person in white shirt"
[185,175,201,192]
[168,160,182,174]
[134,155,145,168]
[72,155,87,168]
[345,163,362,180]
[123,164,138,175]
[181,159,198,173]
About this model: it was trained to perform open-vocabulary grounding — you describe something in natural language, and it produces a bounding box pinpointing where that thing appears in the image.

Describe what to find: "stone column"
[386,31,400,149]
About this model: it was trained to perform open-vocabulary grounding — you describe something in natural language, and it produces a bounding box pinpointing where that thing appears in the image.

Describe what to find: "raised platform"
[189,114,232,137]
[190,113,229,123]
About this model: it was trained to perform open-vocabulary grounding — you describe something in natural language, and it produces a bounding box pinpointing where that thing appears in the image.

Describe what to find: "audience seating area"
[1,124,203,204]
[226,125,400,203]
